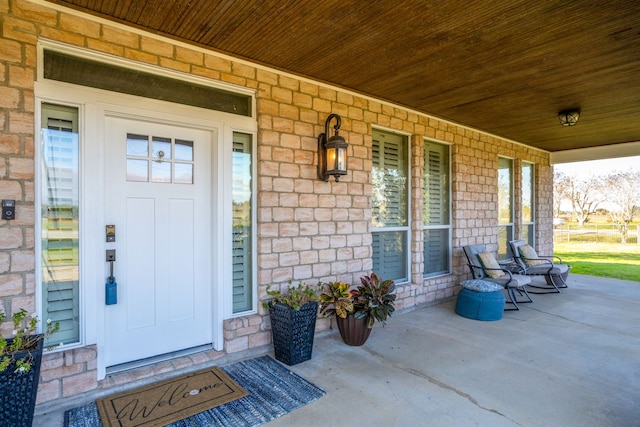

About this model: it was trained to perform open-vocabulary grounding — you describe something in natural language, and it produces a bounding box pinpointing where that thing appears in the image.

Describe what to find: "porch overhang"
[42,0,640,159]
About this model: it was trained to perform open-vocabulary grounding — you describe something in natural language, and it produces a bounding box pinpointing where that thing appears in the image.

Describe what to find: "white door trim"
[95,102,224,379]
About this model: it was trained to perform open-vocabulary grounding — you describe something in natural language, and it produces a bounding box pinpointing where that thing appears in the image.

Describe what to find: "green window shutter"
[423,143,449,225]
[372,231,407,281]
[372,131,407,228]
[424,229,449,276]
[232,227,251,312]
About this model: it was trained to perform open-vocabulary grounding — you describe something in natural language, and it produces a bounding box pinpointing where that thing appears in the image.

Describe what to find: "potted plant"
[1,308,59,427]
[320,273,396,346]
[263,282,319,366]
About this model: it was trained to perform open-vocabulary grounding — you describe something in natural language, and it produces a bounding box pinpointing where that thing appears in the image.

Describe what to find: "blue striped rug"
[64,356,325,427]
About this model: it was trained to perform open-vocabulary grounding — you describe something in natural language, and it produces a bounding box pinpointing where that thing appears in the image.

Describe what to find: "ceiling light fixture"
[558,109,581,126]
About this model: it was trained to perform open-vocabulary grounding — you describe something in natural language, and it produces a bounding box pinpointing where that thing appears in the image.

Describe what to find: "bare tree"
[567,176,602,226]
[553,169,571,218]
[603,170,640,243]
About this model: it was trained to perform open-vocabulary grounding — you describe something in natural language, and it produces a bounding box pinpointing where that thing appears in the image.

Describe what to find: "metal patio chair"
[508,240,571,293]
[463,244,533,311]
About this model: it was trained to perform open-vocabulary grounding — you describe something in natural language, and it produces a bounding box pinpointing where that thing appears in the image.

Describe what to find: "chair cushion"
[525,263,570,275]
[460,280,504,293]
[490,273,531,287]
[477,252,506,279]
[518,244,545,266]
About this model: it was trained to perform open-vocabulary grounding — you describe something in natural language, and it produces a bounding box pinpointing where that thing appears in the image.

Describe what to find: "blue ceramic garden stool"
[455,280,506,321]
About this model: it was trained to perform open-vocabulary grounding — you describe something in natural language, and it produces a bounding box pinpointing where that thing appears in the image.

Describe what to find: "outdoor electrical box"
[2,200,15,220]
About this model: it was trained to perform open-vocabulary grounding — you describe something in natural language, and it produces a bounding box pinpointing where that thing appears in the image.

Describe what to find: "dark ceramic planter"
[0,334,44,427]
[336,314,372,346]
[268,301,318,366]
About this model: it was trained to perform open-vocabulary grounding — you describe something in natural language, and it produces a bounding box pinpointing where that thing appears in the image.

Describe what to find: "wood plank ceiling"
[45,0,640,153]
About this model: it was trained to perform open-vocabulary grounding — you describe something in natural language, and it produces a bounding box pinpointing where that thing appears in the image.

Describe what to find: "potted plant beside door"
[320,273,396,346]
[1,308,59,427]
[263,282,319,366]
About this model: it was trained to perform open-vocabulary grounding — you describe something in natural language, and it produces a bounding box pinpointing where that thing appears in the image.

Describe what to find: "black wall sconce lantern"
[318,113,348,182]
[558,109,580,126]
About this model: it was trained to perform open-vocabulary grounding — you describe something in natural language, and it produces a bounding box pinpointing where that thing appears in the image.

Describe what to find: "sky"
[553,155,640,178]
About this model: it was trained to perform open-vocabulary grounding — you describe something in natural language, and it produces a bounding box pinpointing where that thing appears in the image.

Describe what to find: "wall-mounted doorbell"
[2,200,15,220]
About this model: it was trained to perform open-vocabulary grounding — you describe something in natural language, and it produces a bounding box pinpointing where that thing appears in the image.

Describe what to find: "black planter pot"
[336,314,372,346]
[0,334,44,427]
[268,301,318,366]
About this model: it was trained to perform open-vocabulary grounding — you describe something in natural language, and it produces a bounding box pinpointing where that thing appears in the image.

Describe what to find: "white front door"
[103,114,214,368]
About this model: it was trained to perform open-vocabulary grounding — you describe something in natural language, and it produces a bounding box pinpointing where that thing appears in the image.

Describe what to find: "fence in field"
[553,224,639,244]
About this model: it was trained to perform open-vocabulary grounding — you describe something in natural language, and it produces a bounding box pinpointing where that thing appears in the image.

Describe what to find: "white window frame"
[37,101,83,350]
[423,139,452,278]
[371,128,411,284]
[498,156,515,260]
[229,130,258,316]
[521,161,535,246]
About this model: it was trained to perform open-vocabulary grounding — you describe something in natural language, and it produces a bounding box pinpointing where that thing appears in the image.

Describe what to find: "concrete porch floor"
[35,274,640,427]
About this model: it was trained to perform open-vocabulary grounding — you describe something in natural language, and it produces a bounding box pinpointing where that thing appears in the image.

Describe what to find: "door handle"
[106,249,116,278]
[106,250,117,305]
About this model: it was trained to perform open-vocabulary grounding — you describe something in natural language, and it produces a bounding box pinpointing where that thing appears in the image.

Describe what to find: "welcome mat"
[64,355,326,427]
[96,366,247,427]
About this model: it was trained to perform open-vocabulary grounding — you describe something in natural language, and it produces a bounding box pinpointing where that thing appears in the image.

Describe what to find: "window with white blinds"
[40,103,80,347]
[521,162,535,245]
[498,157,514,260]
[372,130,408,282]
[423,141,451,277]
[232,132,253,313]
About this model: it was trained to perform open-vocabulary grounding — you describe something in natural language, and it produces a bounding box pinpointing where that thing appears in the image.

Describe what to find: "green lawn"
[553,242,640,282]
